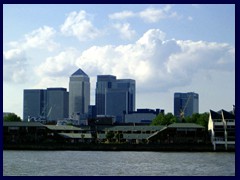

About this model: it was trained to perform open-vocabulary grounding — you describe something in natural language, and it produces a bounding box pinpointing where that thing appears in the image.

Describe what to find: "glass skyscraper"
[96,75,135,123]
[46,88,69,121]
[95,75,116,115]
[69,69,90,118]
[23,89,46,121]
[23,88,68,121]
[174,92,199,119]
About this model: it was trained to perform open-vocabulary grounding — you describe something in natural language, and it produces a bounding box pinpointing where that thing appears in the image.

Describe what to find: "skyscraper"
[23,88,68,121]
[95,75,116,115]
[174,92,199,119]
[69,68,90,118]
[96,75,135,123]
[23,89,46,121]
[46,88,69,121]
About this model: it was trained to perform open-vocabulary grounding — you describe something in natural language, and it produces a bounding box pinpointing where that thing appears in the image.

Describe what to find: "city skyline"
[3,4,235,118]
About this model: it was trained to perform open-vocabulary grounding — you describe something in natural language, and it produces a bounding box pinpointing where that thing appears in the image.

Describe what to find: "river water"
[3,151,235,176]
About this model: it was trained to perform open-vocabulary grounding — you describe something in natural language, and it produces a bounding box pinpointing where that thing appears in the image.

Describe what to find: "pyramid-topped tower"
[69,68,90,118]
[71,68,88,77]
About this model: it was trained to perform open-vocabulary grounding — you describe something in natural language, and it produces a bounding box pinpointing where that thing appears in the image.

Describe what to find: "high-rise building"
[174,92,199,119]
[96,75,135,123]
[46,88,69,121]
[23,88,69,122]
[23,89,46,121]
[69,68,90,118]
[95,75,116,115]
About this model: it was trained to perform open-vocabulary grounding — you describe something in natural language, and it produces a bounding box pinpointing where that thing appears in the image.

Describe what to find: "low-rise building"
[124,109,163,124]
[208,109,235,150]
[147,123,206,144]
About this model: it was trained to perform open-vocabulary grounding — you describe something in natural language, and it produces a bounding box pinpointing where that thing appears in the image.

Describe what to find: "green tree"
[115,132,123,143]
[106,131,114,142]
[196,112,209,129]
[4,113,21,122]
[151,113,176,126]
[186,112,209,129]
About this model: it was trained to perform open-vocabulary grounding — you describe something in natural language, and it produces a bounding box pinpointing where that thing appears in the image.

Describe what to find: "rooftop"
[3,122,44,127]
[168,123,205,129]
[71,68,88,77]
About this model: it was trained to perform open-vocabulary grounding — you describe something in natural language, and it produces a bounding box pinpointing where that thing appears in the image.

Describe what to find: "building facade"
[23,89,47,121]
[174,92,199,119]
[124,109,162,124]
[208,109,235,150]
[95,75,116,115]
[46,88,69,121]
[23,88,69,122]
[69,69,90,119]
[96,76,135,123]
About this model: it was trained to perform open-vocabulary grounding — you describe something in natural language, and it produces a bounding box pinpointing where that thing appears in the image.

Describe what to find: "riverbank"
[3,143,234,152]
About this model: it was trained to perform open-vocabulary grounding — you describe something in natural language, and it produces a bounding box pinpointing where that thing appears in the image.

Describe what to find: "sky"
[3,4,235,119]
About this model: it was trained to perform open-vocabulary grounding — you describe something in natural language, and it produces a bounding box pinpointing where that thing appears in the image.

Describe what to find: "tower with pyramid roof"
[69,68,90,119]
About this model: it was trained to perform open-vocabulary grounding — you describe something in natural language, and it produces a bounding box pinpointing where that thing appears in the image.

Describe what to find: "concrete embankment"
[4,143,234,152]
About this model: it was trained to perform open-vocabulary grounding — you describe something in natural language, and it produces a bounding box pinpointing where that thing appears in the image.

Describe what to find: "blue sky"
[3,4,235,118]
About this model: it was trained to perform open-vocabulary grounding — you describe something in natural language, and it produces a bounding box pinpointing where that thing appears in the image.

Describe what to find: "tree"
[115,132,123,143]
[106,131,114,142]
[151,113,176,126]
[186,112,209,129]
[4,113,21,122]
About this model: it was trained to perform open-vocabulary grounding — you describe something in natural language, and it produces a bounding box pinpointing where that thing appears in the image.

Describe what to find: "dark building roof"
[71,68,88,77]
[222,109,235,119]
[168,123,205,129]
[210,110,222,119]
[3,122,44,127]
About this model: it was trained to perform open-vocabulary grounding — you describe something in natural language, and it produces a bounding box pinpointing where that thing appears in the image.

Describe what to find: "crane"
[179,93,192,121]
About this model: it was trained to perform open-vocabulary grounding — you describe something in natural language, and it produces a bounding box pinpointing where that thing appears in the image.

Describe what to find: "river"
[3,151,235,176]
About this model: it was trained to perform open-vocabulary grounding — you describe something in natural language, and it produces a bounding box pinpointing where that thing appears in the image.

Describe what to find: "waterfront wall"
[3,143,233,152]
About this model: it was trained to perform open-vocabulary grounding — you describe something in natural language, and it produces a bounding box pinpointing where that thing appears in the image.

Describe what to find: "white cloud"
[113,23,136,40]
[3,49,28,83]
[9,26,58,51]
[75,29,234,92]
[36,48,79,78]
[109,11,135,20]
[61,10,100,41]
[4,26,59,84]
[34,48,80,89]
[139,7,167,23]
[109,5,180,23]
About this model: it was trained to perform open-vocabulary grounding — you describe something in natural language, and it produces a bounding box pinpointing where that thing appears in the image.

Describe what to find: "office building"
[124,109,163,124]
[174,92,199,119]
[95,75,116,115]
[69,68,90,118]
[46,88,69,121]
[23,89,46,121]
[23,88,69,122]
[96,76,135,123]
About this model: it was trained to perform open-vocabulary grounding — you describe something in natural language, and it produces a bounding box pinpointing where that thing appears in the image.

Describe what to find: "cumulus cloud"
[113,23,136,40]
[34,48,80,89]
[3,49,28,83]
[75,29,234,92]
[4,26,59,84]
[9,26,58,51]
[61,10,100,41]
[36,48,79,78]
[31,28,234,93]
